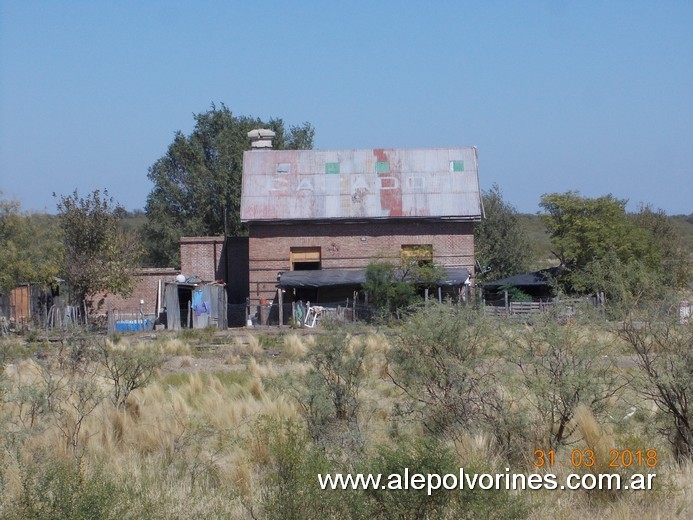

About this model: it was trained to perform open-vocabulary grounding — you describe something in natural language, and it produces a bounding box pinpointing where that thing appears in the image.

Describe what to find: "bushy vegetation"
[1,304,691,518]
[539,193,691,314]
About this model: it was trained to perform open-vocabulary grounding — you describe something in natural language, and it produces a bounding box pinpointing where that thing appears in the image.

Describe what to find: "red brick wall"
[95,268,178,316]
[180,236,226,281]
[247,220,475,305]
[93,236,226,318]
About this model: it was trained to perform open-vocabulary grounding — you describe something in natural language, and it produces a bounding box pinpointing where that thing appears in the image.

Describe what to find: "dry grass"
[282,333,309,359]
[1,325,692,519]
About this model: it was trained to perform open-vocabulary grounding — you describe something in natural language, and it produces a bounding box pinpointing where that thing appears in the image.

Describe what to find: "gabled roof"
[241,147,482,222]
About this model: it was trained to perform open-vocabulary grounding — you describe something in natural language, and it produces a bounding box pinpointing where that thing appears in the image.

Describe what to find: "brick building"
[240,138,483,308]
[96,267,178,316]
[179,236,226,281]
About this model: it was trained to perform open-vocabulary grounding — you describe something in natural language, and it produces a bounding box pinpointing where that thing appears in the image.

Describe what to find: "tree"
[630,204,690,290]
[363,254,448,319]
[538,191,689,308]
[474,184,531,281]
[363,262,416,317]
[0,194,63,291]
[56,190,143,310]
[539,192,641,270]
[144,104,314,266]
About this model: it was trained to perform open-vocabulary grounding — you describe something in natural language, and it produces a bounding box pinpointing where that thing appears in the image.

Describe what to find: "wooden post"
[438,286,442,304]
[504,290,509,316]
[424,288,429,304]
[278,289,283,327]
[107,300,112,335]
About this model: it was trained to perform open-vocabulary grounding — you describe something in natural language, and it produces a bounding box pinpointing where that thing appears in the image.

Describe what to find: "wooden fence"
[484,298,588,319]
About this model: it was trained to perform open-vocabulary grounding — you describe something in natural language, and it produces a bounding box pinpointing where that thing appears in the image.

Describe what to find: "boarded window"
[401,244,433,266]
[291,247,321,270]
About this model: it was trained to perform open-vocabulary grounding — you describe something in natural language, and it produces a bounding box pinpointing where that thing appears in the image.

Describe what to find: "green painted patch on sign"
[375,161,390,174]
[325,162,340,175]
[450,160,464,172]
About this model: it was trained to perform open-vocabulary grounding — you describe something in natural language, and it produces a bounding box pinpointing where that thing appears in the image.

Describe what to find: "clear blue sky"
[1,0,691,215]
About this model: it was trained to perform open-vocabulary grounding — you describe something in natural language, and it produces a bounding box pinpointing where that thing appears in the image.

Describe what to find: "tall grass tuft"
[283,334,308,359]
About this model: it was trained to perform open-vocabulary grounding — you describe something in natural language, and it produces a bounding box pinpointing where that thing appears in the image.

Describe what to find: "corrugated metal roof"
[241,147,482,222]
[277,267,470,288]
[483,267,562,288]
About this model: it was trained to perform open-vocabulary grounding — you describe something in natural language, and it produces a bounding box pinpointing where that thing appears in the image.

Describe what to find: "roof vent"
[248,128,276,149]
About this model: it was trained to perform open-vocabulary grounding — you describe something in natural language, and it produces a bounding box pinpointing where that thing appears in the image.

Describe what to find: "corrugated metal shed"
[241,147,482,222]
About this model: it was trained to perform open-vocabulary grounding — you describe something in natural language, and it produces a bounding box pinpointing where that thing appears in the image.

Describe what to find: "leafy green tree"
[0,194,62,291]
[474,184,531,280]
[539,192,641,269]
[539,192,689,308]
[363,262,416,317]
[362,262,396,312]
[631,204,690,290]
[144,104,314,266]
[363,256,447,319]
[56,190,143,310]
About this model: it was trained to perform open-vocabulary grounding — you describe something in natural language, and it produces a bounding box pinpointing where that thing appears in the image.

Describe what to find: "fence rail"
[484,297,591,319]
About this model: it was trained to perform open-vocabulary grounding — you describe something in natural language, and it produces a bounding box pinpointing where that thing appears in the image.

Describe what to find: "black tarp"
[277,268,470,289]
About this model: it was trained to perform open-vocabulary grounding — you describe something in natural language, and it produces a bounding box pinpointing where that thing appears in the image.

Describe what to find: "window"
[375,161,390,174]
[290,247,321,271]
[276,163,291,174]
[325,162,340,175]
[449,160,464,172]
[401,244,433,267]
[408,177,425,189]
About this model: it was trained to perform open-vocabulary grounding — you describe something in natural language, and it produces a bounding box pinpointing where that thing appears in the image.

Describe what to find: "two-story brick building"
[240,133,483,309]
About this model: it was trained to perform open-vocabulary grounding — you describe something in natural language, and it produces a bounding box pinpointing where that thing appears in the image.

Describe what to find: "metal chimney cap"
[248,128,276,149]
[247,129,276,139]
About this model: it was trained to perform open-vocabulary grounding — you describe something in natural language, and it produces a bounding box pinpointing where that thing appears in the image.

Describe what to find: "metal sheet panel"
[241,148,482,222]
[277,267,470,289]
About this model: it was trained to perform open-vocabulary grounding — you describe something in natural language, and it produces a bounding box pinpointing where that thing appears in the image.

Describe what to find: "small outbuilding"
[482,267,560,304]
[162,280,228,330]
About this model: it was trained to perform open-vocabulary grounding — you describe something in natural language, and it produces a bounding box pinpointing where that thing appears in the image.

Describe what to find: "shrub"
[98,339,165,408]
[9,457,127,520]
[618,309,693,461]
